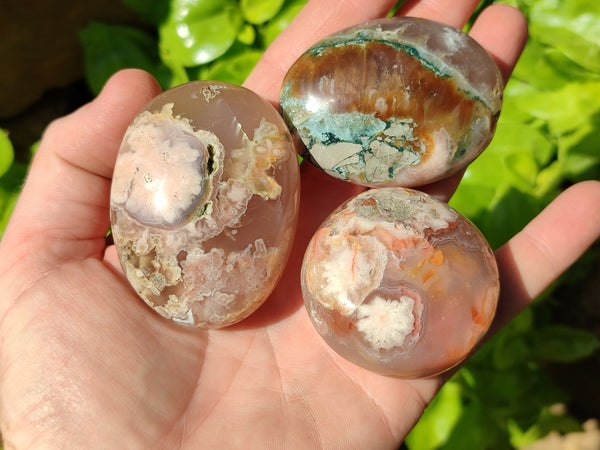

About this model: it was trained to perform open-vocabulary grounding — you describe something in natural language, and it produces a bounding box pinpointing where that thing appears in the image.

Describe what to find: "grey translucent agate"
[110,81,300,328]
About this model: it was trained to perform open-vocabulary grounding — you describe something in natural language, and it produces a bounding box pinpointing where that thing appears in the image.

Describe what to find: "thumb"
[1,70,161,269]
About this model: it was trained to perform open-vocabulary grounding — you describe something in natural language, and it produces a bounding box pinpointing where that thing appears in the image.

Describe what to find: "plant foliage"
[0,130,29,238]
[79,0,309,92]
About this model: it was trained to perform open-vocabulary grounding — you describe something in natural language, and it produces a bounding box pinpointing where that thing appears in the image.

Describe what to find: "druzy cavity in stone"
[280,17,503,187]
[301,188,499,378]
[110,81,300,328]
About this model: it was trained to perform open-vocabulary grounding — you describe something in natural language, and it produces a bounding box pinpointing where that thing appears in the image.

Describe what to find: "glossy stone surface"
[110,81,300,328]
[302,188,499,377]
[280,17,503,187]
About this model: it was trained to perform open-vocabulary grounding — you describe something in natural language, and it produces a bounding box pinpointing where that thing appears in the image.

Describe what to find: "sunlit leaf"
[489,120,554,167]
[202,49,263,85]
[535,161,564,198]
[482,185,546,249]
[451,121,554,247]
[241,0,285,24]
[405,382,463,449]
[529,0,600,72]
[508,407,582,448]
[510,82,600,135]
[29,139,40,157]
[460,147,507,187]
[260,0,308,46]
[448,182,496,231]
[504,152,539,191]
[543,48,600,83]
[0,162,27,237]
[163,59,190,87]
[439,398,510,450]
[237,23,257,45]
[557,108,600,182]
[502,81,541,123]
[511,40,596,90]
[159,0,243,66]
[531,25,600,73]
[0,130,14,179]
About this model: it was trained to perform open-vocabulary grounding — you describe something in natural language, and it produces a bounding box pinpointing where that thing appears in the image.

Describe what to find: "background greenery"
[0,0,598,448]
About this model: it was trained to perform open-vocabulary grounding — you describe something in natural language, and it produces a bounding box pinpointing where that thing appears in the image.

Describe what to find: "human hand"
[1,0,599,448]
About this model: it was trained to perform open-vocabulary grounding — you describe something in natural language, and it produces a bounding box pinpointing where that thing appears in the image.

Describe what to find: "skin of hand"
[0,0,599,448]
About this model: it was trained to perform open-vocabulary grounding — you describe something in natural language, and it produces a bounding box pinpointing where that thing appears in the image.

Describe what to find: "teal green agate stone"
[280,17,503,187]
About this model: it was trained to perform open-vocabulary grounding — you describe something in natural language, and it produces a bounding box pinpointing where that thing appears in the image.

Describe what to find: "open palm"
[1,0,599,448]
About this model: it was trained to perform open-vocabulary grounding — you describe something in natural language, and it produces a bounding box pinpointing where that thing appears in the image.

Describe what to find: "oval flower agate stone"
[110,81,300,328]
[280,17,503,187]
[302,188,499,377]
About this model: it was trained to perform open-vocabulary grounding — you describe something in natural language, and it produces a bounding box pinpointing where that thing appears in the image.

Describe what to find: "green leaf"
[0,130,15,179]
[534,161,563,200]
[468,366,531,406]
[79,22,173,94]
[202,49,263,85]
[159,0,243,66]
[447,182,496,230]
[459,147,506,188]
[451,122,555,247]
[508,407,582,448]
[162,58,190,88]
[557,113,600,182]
[241,0,285,24]
[405,381,463,449]
[482,185,545,249]
[511,39,597,91]
[492,332,530,370]
[0,162,27,237]
[439,397,511,450]
[531,25,600,73]
[504,152,539,191]
[543,47,600,84]
[260,0,308,46]
[29,139,40,158]
[501,81,540,124]
[450,117,555,235]
[510,82,600,135]
[530,325,600,363]
[458,362,570,439]
[237,23,257,45]
[510,306,534,333]
[471,307,533,369]
[529,0,600,72]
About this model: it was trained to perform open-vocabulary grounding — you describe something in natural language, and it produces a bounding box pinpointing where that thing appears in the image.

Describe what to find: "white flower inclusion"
[113,104,209,227]
[356,295,416,350]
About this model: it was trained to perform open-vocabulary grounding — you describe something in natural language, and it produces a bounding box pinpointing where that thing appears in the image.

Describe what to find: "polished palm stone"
[280,17,503,187]
[110,81,300,328]
[302,188,499,377]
